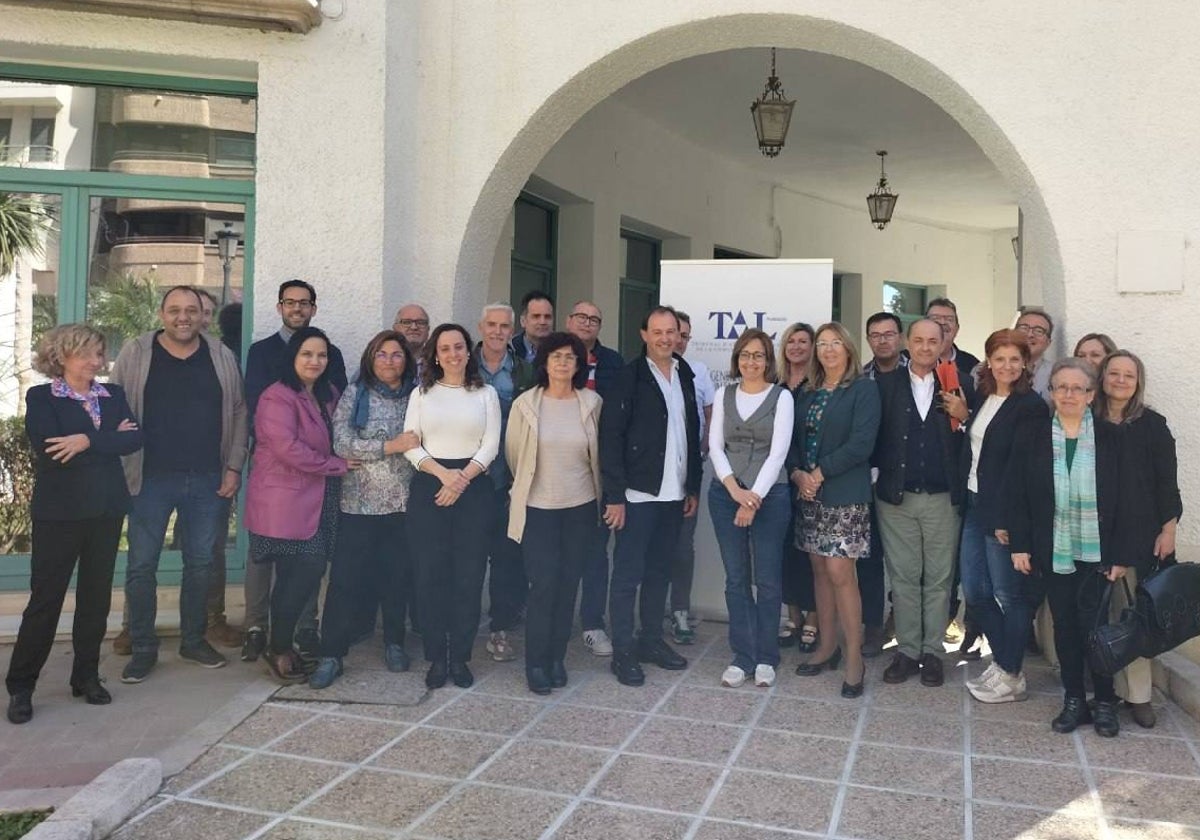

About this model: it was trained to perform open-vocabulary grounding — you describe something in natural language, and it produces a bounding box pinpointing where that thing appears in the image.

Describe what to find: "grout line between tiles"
[824,676,871,839]
[1071,719,1113,840]
[961,667,974,840]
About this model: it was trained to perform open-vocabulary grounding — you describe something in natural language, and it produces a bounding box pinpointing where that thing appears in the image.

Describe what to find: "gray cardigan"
[786,377,881,506]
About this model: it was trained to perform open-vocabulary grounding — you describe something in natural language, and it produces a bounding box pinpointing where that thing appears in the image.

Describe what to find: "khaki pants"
[1112,567,1153,704]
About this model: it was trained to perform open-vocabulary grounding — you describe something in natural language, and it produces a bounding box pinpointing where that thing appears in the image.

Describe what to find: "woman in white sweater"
[404,323,500,689]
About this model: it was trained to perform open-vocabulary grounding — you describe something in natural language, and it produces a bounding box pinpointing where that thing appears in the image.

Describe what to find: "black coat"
[590,340,625,400]
[24,383,144,520]
[1005,412,1123,575]
[244,332,347,422]
[599,354,701,504]
[1108,409,1182,575]
[958,390,1049,532]
[872,368,973,507]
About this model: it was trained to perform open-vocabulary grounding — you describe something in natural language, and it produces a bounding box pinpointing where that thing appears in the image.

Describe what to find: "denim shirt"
[478,347,518,488]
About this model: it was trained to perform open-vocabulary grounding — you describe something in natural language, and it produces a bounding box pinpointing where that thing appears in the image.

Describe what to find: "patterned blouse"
[803,388,832,471]
[331,382,415,515]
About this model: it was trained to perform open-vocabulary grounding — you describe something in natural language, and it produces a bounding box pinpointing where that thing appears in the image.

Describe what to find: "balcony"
[0,145,61,169]
[21,0,321,33]
[112,91,211,128]
[109,150,211,180]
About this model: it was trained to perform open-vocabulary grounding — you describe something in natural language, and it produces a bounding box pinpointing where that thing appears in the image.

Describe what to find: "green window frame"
[0,64,257,591]
[619,230,661,358]
[510,191,557,307]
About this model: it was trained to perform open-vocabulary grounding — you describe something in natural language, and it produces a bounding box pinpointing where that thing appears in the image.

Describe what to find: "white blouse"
[403,382,500,472]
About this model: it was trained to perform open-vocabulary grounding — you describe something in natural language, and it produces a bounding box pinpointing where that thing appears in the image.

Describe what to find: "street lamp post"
[216,221,238,305]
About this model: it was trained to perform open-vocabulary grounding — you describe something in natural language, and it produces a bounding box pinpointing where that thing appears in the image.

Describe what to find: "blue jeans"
[579,521,611,632]
[609,500,683,652]
[125,471,223,653]
[959,494,1030,674]
[709,482,788,672]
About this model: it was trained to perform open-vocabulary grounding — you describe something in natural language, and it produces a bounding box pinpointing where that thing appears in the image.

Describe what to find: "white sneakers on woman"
[755,664,776,687]
[721,665,747,687]
[721,664,776,688]
[968,662,1028,703]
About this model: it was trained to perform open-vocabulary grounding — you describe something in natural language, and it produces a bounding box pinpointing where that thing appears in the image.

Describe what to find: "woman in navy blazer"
[958,329,1048,705]
[244,327,351,683]
[6,324,143,725]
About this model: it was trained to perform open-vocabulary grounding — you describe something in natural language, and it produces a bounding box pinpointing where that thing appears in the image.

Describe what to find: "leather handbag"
[1138,559,1200,654]
[1086,577,1151,677]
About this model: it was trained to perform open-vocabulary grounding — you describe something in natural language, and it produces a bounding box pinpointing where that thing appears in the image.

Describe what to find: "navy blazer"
[244,332,347,422]
[786,377,881,506]
[24,382,144,520]
[958,389,1048,532]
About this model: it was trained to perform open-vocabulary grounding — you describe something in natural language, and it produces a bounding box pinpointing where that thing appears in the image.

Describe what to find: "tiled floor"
[116,623,1200,839]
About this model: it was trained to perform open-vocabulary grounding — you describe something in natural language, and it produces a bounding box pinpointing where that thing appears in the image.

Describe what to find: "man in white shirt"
[599,307,702,686]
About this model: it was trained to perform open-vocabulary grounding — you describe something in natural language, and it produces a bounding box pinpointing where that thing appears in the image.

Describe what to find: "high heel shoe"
[841,663,865,698]
[795,647,842,676]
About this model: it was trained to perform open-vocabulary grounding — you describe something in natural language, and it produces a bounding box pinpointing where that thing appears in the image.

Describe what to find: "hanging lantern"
[866,150,899,230]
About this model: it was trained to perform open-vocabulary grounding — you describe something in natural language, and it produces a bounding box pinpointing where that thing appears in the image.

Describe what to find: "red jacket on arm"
[244,382,347,541]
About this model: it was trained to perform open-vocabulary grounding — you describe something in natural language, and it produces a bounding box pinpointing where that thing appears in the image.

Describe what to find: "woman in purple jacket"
[244,327,354,683]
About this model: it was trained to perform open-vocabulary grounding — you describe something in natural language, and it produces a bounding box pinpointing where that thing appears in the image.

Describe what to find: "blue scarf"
[1051,409,1102,574]
[350,374,414,430]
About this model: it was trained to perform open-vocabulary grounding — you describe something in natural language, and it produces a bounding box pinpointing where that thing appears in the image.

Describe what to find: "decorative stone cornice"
[16,0,322,34]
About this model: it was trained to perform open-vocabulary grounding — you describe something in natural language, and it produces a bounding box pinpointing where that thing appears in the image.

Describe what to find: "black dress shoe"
[919,653,944,687]
[449,661,474,688]
[71,677,112,705]
[841,663,865,698]
[796,647,842,676]
[426,660,448,689]
[241,626,267,662]
[6,692,32,725]
[526,666,552,696]
[1052,695,1093,733]
[611,651,645,686]
[637,638,687,670]
[1093,699,1120,738]
[883,652,921,684]
[549,661,568,688]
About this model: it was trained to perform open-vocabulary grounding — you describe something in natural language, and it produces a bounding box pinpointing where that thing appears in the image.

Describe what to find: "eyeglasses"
[815,340,845,350]
[1016,324,1050,338]
[396,318,430,328]
[279,298,314,309]
[569,313,602,326]
[374,351,406,363]
[1051,384,1091,396]
[738,351,767,362]
[927,314,957,325]
[867,330,899,341]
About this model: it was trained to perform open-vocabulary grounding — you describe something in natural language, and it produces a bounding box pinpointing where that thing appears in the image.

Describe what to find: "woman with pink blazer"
[245,327,352,683]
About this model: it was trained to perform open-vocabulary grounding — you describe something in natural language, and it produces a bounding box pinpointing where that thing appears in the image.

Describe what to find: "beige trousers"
[1112,567,1153,704]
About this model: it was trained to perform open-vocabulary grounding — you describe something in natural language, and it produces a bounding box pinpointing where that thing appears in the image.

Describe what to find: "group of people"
[4,285,1180,744]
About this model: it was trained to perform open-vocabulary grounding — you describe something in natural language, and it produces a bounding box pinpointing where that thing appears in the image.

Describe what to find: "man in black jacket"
[599,307,701,685]
[873,319,972,688]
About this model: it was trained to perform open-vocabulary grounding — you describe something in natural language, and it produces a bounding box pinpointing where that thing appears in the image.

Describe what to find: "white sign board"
[658,259,834,621]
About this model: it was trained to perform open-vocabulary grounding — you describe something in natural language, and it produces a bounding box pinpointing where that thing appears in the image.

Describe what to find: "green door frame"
[0,63,257,591]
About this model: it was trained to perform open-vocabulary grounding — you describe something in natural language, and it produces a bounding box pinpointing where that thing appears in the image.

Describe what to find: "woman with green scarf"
[310,330,420,689]
[1006,357,1127,737]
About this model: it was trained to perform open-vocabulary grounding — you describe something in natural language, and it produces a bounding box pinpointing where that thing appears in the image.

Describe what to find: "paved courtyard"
[99,622,1200,840]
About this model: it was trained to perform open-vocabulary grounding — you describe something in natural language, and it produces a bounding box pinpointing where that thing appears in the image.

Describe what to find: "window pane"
[86,195,245,361]
[883,281,926,319]
[513,198,551,261]
[623,234,658,284]
[619,284,657,358]
[510,263,550,312]
[0,191,60,554]
[0,80,255,175]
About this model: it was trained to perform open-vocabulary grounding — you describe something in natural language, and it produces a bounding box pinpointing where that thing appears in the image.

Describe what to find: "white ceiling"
[612,48,1017,231]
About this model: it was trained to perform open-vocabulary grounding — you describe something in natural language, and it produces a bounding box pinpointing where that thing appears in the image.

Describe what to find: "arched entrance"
[451,12,1063,324]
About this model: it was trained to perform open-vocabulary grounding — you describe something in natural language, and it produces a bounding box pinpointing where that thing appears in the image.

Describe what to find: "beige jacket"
[505,386,603,542]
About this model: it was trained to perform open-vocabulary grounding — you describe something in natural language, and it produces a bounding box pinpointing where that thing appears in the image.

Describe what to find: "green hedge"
[0,414,33,554]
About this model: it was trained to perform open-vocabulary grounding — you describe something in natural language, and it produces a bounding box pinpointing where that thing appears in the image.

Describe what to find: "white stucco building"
[1,1,1197,584]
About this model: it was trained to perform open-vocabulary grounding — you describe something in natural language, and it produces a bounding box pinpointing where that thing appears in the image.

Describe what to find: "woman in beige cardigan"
[507,331,603,695]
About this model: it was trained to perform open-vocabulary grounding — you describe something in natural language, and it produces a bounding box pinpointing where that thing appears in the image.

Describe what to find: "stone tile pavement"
[102,622,1200,840]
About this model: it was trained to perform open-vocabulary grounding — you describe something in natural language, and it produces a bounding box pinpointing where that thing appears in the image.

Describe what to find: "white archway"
[451,12,1062,321]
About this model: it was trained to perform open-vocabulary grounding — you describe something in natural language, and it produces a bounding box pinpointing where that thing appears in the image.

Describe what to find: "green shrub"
[0,414,34,554]
[0,808,52,839]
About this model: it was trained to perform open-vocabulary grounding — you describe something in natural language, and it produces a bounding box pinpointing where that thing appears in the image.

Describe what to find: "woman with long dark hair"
[244,327,352,684]
[310,330,420,689]
[404,323,501,689]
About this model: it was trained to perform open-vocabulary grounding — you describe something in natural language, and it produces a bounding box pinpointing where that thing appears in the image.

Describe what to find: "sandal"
[778,622,798,648]
[798,625,819,654]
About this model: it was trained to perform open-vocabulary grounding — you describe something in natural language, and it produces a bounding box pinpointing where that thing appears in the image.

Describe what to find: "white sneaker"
[582,629,613,656]
[754,664,776,687]
[969,669,1028,703]
[721,665,747,687]
[966,661,1000,691]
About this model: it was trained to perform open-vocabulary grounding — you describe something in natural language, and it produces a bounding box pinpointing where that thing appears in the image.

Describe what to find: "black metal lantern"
[750,48,795,158]
[866,150,898,230]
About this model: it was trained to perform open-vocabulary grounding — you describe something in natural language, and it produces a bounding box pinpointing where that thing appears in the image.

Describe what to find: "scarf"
[1051,409,1102,574]
[51,377,110,430]
[350,374,414,431]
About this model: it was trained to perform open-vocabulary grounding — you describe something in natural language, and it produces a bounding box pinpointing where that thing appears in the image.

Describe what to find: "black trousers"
[522,502,593,668]
[782,510,816,612]
[320,512,408,658]
[488,485,527,632]
[609,500,683,652]
[6,517,123,696]
[407,465,492,664]
[1045,562,1116,701]
[266,553,327,656]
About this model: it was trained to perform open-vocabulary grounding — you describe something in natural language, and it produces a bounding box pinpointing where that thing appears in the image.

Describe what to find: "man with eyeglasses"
[475,302,536,663]
[1014,307,1056,398]
[565,301,624,656]
[873,319,972,688]
[864,311,906,379]
[393,304,432,358]
[512,290,555,364]
[925,298,980,380]
[240,279,347,663]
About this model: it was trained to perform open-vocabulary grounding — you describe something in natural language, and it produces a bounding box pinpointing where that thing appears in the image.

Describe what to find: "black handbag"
[1086,577,1152,677]
[1138,558,1200,654]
